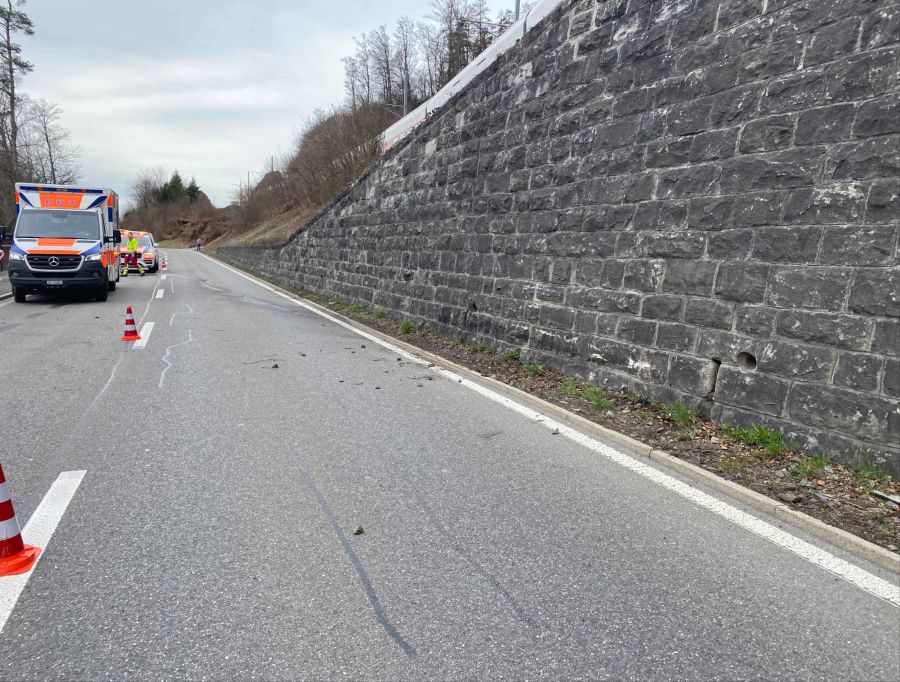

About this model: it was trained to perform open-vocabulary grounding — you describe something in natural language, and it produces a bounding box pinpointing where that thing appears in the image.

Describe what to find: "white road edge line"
[0,470,86,633]
[155,289,164,299]
[134,322,155,349]
[201,254,900,608]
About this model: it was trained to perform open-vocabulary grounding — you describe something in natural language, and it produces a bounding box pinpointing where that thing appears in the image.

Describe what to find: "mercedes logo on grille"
[48,257,60,267]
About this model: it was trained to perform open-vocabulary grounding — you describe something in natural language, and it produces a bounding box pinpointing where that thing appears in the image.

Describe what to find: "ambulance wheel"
[13,287,26,303]
[95,285,109,302]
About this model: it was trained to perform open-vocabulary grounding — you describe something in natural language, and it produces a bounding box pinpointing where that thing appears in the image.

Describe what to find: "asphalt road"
[0,250,897,681]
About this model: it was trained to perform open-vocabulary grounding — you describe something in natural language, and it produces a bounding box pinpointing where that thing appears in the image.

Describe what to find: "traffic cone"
[162,258,168,272]
[0,463,41,577]
[121,306,141,342]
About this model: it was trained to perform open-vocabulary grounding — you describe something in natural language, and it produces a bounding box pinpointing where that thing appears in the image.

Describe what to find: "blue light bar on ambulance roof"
[16,186,106,193]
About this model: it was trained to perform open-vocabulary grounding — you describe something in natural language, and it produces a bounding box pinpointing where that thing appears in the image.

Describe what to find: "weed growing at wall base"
[667,403,694,427]
[522,362,544,377]
[722,424,786,458]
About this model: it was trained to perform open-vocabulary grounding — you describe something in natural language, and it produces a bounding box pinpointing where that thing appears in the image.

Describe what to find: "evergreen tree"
[160,170,185,202]
[186,177,200,200]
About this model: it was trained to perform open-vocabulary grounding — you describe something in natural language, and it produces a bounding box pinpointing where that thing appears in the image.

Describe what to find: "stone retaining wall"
[221,0,900,471]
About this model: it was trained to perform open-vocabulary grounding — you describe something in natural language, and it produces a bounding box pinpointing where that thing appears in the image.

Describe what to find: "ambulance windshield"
[15,210,102,240]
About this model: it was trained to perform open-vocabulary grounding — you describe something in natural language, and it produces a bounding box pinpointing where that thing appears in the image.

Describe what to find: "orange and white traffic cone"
[121,306,141,342]
[0,463,40,577]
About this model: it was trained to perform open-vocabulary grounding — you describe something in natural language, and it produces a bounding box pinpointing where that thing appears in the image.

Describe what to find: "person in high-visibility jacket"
[121,233,145,277]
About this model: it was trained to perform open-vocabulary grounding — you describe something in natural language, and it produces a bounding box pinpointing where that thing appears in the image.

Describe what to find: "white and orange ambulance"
[7,183,121,302]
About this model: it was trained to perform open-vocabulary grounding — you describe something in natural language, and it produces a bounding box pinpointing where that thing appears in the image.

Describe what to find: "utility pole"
[515,0,521,20]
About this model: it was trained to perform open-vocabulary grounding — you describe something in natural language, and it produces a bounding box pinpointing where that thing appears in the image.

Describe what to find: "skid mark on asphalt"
[159,330,195,389]
[404,475,537,630]
[287,446,416,657]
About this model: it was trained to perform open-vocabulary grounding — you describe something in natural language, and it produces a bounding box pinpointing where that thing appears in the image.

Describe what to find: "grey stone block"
[849,268,900,317]
[795,103,856,146]
[825,135,900,181]
[884,357,899,397]
[777,311,873,351]
[661,260,717,296]
[872,318,899,356]
[641,294,684,321]
[623,259,665,292]
[708,229,754,259]
[668,354,720,396]
[685,298,735,330]
[720,149,823,193]
[714,366,789,417]
[715,262,770,304]
[739,115,796,153]
[820,225,898,267]
[656,322,697,352]
[768,267,850,311]
[825,49,896,104]
[866,180,900,224]
[759,340,836,381]
[789,383,899,443]
[732,191,785,227]
[617,316,658,345]
[854,93,900,138]
[735,305,777,337]
[752,226,822,263]
[833,352,883,393]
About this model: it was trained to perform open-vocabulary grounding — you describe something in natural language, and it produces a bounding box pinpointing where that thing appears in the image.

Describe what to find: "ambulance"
[7,183,121,302]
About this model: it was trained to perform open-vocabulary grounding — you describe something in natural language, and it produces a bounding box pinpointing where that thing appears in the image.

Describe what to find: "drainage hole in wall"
[737,352,758,372]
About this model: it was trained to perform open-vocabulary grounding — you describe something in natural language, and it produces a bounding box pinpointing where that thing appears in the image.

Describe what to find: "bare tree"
[343,56,359,109]
[370,25,394,105]
[21,98,80,184]
[130,166,167,209]
[394,17,417,112]
[416,21,445,98]
[0,0,33,177]
[352,34,373,105]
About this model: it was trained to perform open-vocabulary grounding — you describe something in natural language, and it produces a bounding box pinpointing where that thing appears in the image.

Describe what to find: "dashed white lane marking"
[155,289,164,299]
[161,275,167,281]
[0,470,86,633]
[202,253,900,607]
[134,322,155,349]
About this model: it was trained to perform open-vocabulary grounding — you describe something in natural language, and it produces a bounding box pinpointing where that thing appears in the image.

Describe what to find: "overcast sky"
[24,0,515,208]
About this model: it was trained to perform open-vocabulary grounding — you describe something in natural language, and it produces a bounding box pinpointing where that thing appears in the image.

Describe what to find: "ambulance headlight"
[86,253,103,262]
[9,252,25,261]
